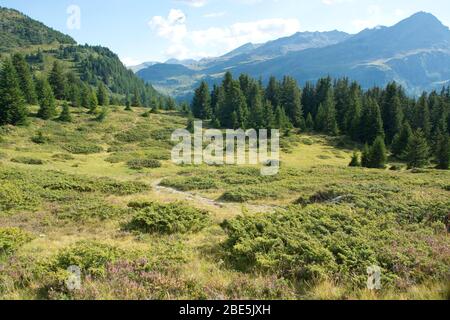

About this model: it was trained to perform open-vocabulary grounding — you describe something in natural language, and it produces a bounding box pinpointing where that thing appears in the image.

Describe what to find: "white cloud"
[149,9,301,60]
[174,0,207,7]
[120,56,141,67]
[203,12,226,18]
[149,9,187,43]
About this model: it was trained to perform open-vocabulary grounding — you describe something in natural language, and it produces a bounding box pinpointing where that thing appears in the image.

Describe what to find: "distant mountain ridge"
[136,12,450,100]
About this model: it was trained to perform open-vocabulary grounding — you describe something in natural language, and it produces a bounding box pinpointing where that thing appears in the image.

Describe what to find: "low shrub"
[221,187,279,202]
[0,181,39,211]
[0,227,33,257]
[127,159,162,170]
[160,176,219,191]
[11,157,44,165]
[62,143,103,155]
[221,205,450,287]
[126,202,210,234]
[31,131,50,144]
[52,241,125,277]
[51,153,75,161]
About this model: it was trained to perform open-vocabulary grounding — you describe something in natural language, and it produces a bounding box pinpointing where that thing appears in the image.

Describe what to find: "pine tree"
[360,97,384,143]
[305,113,314,131]
[192,81,211,119]
[80,84,90,109]
[131,88,141,107]
[315,104,326,131]
[0,59,28,125]
[262,100,275,130]
[345,82,362,139]
[435,131,450,169]
[12,53,37,105]
[167,98,177,111]
[368,136,388,169]
[322,87,339,135]
[48,61,66,100]
[58,102,72,122]
[97,82,109,106]
[405,130,430,169]
[349,151,361,167]
[88,88,98,114]
[265,76,281,111]
[413,93,431,138]
[281,76,303,127]
[391,121,412,159]
[382,83,403,144]
[37,77,57,120]
[361,144,371,168]
[249,83,264,129]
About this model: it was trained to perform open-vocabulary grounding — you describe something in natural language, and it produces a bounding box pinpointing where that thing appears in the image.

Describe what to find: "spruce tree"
[37,77,57,120]
[262,100,275,130]
[281,76,303,127]
[368,136,388,169]
[391,121,412,159]
[405,130,430,169]
[435,132,450,170]
[88,88,98,114]
[58,102,72,122]
[265,76,281,111]
[382,83,403,144]
[48,61,66,100]
[192,81,211,119]
[361,97,384,144]
[131,88,141,107]
[323,87,339,136]
[305,113,314,132]
[0,59,28,125]
[12,53,37,105]
[249,83,264,129]
[97,82,109,106]
[349,151,361,167]
[413,93,431,138]
[361,144,371,168]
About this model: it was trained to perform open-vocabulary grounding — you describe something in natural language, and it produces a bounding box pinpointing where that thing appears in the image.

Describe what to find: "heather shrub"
[0,228,33,257]
[126,202,210,234]
[127,158,162,170]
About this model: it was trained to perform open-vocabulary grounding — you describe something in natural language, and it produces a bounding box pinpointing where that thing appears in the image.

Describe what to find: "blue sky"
[1,0,450,65]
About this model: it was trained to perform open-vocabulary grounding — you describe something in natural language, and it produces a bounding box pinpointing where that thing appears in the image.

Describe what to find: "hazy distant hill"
[137,12,450,99]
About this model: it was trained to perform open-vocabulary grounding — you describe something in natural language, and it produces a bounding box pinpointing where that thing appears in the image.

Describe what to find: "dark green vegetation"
[192,73,450,170]
[0,7,173,121]
[127,202,211,234]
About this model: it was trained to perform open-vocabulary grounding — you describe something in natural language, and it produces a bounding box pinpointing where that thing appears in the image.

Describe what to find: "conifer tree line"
[191,72,450,169]
[0,54,176,125]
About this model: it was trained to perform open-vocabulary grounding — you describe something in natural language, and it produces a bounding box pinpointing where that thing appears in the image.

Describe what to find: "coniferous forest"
[191,73,450,169]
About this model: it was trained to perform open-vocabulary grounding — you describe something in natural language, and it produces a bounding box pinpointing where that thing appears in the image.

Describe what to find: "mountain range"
[134,12,450,100]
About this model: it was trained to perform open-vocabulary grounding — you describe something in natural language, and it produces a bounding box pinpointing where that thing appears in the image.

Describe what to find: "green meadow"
[1,106,449,300]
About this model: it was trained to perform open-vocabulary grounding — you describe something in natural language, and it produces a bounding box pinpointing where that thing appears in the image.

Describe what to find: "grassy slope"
[0,106,449,300]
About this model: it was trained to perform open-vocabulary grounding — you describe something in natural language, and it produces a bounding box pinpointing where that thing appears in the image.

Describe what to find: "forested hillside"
[0,7,75,52]
[0,7,166,110]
